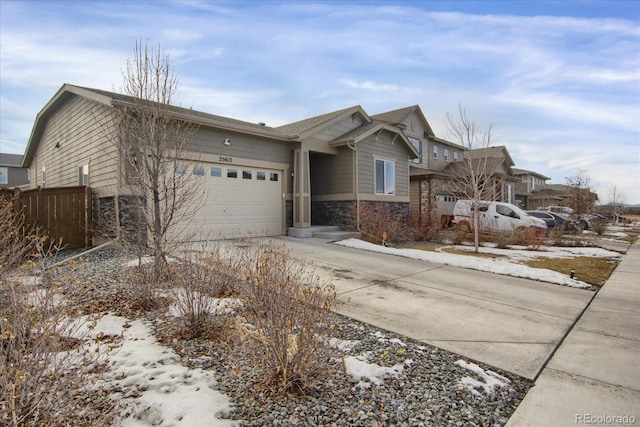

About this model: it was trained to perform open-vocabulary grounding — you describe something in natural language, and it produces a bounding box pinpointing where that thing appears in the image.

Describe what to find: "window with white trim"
[210,167,222,177]
[409,137,421,164]
[433,145,438,160]
[192,165,205,176]
[78,164,89,185]
[0,167,7,185]
[453,151,459,161]
[375,159,395,195]
[444,148,449,162]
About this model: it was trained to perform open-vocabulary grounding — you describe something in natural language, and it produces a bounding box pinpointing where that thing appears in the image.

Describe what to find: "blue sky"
[1,0,639,203]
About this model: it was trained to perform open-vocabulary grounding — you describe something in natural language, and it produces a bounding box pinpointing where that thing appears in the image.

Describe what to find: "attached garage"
[173,162,284,241]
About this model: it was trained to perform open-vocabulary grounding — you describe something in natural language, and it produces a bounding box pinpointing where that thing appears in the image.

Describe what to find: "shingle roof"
[0,153,23,167]
[70,85,292,139]
[512,168,550,180]
[371,105,418,124]
[275,106,362,136]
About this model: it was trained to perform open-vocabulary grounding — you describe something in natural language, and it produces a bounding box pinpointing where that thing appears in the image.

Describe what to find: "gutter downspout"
[346,140,360,232]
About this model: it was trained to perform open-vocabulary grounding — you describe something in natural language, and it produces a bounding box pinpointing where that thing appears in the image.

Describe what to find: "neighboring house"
[21,84,418,242]
[513,168,551,209]
[371,106,466,222]
[0,153,29,188]
[450,146,518,205]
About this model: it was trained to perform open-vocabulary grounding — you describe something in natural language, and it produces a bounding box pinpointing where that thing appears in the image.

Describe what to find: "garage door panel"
[172,163,283,241]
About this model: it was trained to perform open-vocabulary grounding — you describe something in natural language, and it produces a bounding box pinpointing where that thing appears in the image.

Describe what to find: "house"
[371,105,467,222]
[371,106,519,223]
[21,84,418,242]
[513,168,551,209]
[0,153,29,188]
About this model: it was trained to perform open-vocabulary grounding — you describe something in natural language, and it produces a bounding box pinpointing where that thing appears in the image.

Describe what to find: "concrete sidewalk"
[506,240,640,426]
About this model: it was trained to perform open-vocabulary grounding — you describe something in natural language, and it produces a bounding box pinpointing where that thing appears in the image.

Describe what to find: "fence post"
[85,186,92,247]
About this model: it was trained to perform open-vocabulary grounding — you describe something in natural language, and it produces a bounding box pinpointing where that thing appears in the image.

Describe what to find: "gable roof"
[371,105,435,136]
[0,153,24,167]
[465,145,514,166]
[275,106,368,139]
[22,83,297,167]
[330,121,420,158]
[512,168,550,180]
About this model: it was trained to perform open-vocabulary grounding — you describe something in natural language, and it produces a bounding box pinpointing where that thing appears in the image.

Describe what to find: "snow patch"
[455,359,511,397]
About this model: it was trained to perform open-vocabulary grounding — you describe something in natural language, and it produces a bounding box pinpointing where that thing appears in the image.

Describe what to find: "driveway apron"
[284,237,594,380]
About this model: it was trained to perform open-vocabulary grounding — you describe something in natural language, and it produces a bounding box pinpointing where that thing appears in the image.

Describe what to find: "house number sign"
[219,156,233,163]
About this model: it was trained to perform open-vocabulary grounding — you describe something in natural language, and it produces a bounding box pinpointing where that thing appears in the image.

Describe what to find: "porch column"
[293,149,311,228]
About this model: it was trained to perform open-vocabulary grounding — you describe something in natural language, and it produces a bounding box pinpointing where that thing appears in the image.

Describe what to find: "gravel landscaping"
[51,246,531,426]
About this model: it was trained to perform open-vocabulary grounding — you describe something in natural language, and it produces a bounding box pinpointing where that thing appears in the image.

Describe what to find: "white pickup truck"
[452,200,547,234]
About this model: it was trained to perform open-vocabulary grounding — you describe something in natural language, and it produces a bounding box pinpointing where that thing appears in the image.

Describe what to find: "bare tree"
[445,105,503,252]
[608,185,626,221]
[116,41,203,278]
[564,169,597,220]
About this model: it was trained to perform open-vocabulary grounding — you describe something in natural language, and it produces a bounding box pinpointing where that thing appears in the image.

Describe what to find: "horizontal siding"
[357,131,409,197]
[30,95,118,197]
[316,115,366,141]
[190,127,291,164]
[310,147,353,196]
[410,180,420,220]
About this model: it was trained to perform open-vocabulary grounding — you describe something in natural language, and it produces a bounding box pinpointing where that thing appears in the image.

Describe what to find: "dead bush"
[515,227,545,251]
[169,243,242,339]
[590,218,607,235]
[358,202,413,245]
[0,205,117,426]
[410,209,444,242]
[233,240,337,394]
[492,229,518,249]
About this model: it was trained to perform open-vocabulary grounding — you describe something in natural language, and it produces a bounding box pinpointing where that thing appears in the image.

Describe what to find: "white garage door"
[174,163,283,241]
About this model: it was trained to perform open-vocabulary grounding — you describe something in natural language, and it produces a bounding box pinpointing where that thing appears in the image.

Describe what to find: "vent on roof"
[258,122,266,126]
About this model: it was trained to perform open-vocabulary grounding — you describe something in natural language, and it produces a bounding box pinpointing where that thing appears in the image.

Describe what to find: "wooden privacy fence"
[1,186,92,250]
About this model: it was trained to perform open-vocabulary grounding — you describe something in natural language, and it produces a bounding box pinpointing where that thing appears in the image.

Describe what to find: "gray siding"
[357,131,409,198]
[310,147,353,196]
[29,95,118,197]
[190,126,291,165]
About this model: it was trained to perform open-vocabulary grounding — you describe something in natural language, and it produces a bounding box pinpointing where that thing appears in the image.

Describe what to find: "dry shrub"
[169,243,242,339]
[233,240,337,394]
[492,229,518,249]
[515,227,545,251]
[358,202,413,245]
[0,195,117,427]
[410,209,444,242]
[590,218,607,235]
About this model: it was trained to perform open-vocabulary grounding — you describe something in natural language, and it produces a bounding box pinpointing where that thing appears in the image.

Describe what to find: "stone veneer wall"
[96,195,147,246]
[312,200,410,231]
[311,200,356,230]
[286,200,293,228]
[417,176,453,219]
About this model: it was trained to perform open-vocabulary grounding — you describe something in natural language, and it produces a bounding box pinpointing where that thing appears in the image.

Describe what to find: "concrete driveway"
[284,237,594,380]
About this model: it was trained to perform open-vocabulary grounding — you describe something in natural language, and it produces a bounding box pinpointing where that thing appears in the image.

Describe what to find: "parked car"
[452,200,547,235]
[526,211,581,233]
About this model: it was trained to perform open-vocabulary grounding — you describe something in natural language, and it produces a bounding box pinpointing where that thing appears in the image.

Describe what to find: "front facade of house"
[22,84,418,242]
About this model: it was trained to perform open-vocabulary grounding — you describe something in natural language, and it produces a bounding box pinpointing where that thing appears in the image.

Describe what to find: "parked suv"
[452,200,547,234]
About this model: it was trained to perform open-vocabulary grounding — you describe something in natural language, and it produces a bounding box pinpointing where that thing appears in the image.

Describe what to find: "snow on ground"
[335,239,622,289]
[343,351,412,389]
[88,314,237,427]
[455,359,511,397]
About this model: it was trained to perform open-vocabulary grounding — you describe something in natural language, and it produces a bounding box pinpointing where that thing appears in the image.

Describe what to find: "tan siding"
[30,96,118,198]
[410,180,420,219]
[190,127,291,164]
[310,147,353,197]
[357,131,410,198]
